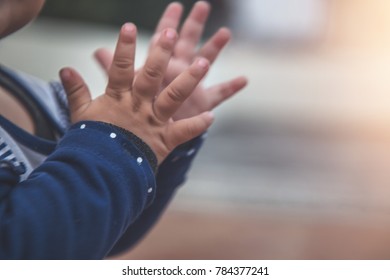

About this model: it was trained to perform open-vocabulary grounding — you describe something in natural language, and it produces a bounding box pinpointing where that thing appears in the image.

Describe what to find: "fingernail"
[123,23,135,33]
[197,58,209,69]
[60,68,71,80]
[165,29,177,40]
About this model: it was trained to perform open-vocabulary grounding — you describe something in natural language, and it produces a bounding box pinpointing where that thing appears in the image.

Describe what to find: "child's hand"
[60,23,213,164]
[94,1,247,121]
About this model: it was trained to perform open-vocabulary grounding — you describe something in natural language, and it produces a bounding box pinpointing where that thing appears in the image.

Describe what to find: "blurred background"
[2,0,390,259]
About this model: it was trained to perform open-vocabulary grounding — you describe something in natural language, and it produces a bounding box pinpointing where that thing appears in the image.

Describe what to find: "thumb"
[59,67,92,120]
[167,111,214,148]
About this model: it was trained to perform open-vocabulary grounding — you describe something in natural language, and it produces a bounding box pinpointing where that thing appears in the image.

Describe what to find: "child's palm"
[95,1,247,121]
[60,24,213,164]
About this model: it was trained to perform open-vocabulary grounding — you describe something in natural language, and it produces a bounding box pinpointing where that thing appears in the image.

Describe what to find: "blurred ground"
[2,16,390,259]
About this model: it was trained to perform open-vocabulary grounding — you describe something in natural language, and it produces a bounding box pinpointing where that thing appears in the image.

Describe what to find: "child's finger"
[60,67,92,116]
[197,27,231,64]
[175,1,211,62]
[94,48,113,72]
[106,23,137,99]
[134,28,177,100]
[205,76,248,109]
[167,111,214,148]
[147,3,183,54]
[154,57,209,122]
[155,2,183,33]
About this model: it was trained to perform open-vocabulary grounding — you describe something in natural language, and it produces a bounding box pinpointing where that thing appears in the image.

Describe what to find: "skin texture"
[0,0,45,38]
[60,24,214,164]
[94,1,248,122]
[0,87,35,133]
[0,0,247,162]
[0,0,45,134]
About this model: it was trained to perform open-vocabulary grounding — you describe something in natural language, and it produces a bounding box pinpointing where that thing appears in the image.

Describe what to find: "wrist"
[101,122,158,173]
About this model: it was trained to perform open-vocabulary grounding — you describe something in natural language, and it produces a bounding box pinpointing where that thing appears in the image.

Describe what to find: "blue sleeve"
[108,134,205,256]
[0,121,156,259]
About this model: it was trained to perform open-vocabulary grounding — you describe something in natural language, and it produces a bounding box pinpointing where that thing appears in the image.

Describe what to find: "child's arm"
[108,134,206,256]
[61,23,213,164]
[103,2,248,256]
[0,23,210,259]
[0,121,154,259]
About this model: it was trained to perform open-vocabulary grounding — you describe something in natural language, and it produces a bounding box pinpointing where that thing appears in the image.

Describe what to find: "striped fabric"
[0,136,26,175]
[49,80,71,132]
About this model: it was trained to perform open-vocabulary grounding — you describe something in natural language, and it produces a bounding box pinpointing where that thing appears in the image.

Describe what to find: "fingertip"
[164,28,177,41]
[203,111,215,125]
[155,28,178,50]
[223,77,248,97]
[187,57,209,79]
[168,2,184,13]
[94,47,104,55]
[213,28,232,49]
[59,67,85,90]
[121,23,137,42]
[196,57,210,70]
[196,1,211,12]
[59,67,72,82]
[189,1,211,23]
[193,111,214,138]
[93,48,107,59]
[94,48,113,71]
[219,27,232,40]
[236,76,249,89]
[122,22,136,33]
[155,2,183,33]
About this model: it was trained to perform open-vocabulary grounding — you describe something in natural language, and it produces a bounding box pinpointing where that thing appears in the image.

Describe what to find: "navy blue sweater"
[0,120,203,259]
[0,66,204,259]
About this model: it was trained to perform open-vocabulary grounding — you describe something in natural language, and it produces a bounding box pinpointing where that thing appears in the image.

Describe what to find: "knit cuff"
[101,123,158,173]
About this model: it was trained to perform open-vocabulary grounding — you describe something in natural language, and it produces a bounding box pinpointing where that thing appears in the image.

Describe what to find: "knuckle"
[67,83,85,96]
[105,88,123,100]
[166,86,185,103]
[144,65,162,80]
[159,40,173,53]
[158,37,175,53]
[188,66,203,80]
[185,125,196,137]
[114,57,133,70]
[185,122,202,139]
